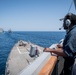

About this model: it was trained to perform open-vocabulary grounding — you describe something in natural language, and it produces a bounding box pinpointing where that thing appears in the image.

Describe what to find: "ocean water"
[0,31,65,75]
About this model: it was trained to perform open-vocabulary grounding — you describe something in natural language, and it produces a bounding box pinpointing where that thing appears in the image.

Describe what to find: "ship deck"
[5,40,44,75]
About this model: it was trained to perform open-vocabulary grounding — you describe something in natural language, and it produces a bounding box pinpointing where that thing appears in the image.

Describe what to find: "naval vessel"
[0,28,4,33]
[5,0,76,75]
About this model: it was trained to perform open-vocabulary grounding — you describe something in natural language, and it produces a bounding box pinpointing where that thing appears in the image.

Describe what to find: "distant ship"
[8,29,12,33]
[0,28,4,33]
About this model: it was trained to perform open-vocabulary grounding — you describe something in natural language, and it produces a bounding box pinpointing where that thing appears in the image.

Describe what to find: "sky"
[0,0,76,31]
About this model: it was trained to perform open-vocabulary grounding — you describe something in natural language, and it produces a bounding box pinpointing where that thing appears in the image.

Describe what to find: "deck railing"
[38,55,58,75]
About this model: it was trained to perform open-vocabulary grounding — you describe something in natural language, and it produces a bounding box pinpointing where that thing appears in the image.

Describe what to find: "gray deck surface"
[5,40,44,75]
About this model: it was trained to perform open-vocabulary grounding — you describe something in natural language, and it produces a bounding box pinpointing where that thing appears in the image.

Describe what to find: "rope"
[68,0,73,13]
[59,0,74,21]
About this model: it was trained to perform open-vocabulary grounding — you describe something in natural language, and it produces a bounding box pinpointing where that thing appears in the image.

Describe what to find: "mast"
[74,0,76,10]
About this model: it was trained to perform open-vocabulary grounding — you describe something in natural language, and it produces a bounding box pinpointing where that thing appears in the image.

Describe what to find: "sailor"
[43,13,76,75]
[36,47,39,57]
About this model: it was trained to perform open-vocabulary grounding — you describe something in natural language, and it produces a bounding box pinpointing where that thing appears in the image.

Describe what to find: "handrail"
[38,48,61,75]
[38,55,58,75]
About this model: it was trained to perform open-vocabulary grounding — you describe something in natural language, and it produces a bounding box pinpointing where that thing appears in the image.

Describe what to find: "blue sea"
[0,31,65,75]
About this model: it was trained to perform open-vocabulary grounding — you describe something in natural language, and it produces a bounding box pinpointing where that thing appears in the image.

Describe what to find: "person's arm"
[43,48,68,57]
[57,44,63,48]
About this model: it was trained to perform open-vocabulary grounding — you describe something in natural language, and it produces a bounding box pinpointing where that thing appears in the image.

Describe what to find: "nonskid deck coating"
[5,40,44,75]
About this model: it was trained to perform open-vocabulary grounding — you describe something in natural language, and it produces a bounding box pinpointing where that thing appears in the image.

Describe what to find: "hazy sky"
[0,0,76,31]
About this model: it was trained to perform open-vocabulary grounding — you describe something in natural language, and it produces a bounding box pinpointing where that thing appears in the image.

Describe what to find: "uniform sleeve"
[63,32,76,57]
